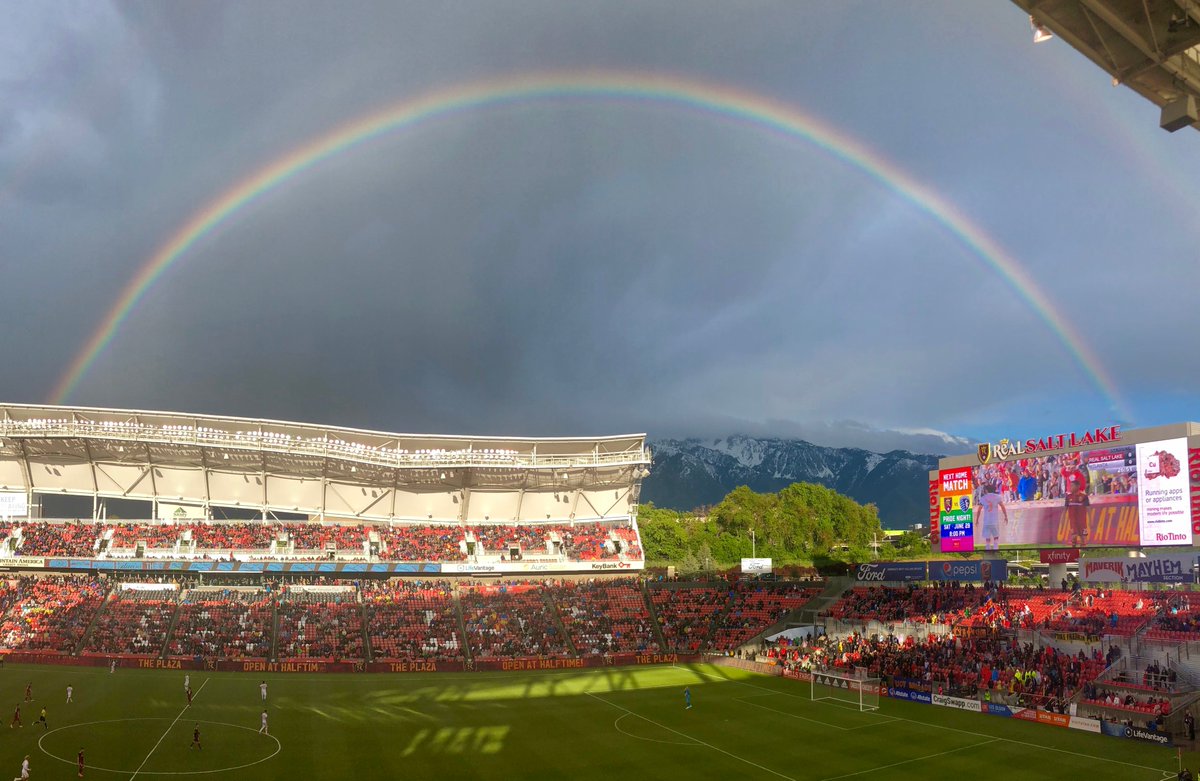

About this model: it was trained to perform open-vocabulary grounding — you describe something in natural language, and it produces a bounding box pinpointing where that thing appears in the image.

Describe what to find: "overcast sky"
[3,1,1198,454]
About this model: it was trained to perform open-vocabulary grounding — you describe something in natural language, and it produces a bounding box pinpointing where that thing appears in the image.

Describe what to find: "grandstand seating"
[552,578,656,654]
[460,585,570,659]
[84,588,178,656]
[710,582,820,650]
[15,521,100,557]
[0,576,106,652]
[648,584,724,652]
[167,589,273,659]
[363,581,461,661]
[3,519,643,564]
[276,590,365,661]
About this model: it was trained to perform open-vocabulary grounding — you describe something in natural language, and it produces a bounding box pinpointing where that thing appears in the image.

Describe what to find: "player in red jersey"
[9,704,20,729]
[77,748,85,778]
[189,724,201,750]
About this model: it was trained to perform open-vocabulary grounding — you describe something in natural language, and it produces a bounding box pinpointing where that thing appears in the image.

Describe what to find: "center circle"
[38,717,281,775]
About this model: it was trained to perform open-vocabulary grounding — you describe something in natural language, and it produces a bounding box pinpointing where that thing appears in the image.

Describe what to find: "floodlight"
[1031,16,1053,43]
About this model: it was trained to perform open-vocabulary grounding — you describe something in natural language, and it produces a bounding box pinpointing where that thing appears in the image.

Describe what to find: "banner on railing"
[1099,720,1172,746]
[1080,553,1197,584]
[926,559,1006,583]
[0,557,46,569]
[852,561,927,582]
[932,693,981,712]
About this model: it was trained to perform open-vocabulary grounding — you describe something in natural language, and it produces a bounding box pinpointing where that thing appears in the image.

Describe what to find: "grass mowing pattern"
[0,663,1184,780]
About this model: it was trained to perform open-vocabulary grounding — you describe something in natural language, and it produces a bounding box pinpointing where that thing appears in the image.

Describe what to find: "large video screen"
[939,437,1191,550]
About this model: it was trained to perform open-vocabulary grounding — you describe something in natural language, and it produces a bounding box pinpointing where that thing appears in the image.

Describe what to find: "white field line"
[128,677,209,781]
[585,691,798,781]
[819,738,1000,781]
[689,668,1173,776]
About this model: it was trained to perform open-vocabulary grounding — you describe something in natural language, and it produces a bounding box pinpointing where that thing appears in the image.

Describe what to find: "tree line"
[637,482,928,572]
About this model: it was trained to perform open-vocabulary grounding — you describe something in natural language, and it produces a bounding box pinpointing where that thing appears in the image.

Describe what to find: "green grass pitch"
[0,662,1187,780]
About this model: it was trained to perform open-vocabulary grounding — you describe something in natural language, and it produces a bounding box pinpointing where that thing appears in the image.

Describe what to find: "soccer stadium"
[0,404,1195,779]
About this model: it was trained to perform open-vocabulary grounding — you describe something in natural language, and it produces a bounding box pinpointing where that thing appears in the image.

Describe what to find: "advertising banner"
[1066,716,1101,734]
[0,492,27,519]
[938,467,975,553]
[931,693,982,712]
[1080,553,1197,584]
[887,687,932,704]
[852,561,927,583]
[1039,548,1080,564]
[926,559,1006,583]
[0,557,46,569]
[929,477,940,545]
[741,558,772,574]
[1136,438,1192,546]
[1190,448,1200,537]
[981,702,1013,717]
[1099,721,1172,746]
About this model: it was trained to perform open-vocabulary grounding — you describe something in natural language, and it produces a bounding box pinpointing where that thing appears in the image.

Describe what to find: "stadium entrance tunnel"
[39,717,281,775]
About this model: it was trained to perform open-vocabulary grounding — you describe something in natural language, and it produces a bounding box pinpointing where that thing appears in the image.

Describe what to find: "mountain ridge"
[642,434,941,529]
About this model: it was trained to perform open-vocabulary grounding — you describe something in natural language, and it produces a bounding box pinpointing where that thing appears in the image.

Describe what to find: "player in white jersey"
[259,710,269,735]
[13,754,29,780]
[66,686,73,704]
[259,681,267,702]
[184,674,190,691]
[976,481,1008,552]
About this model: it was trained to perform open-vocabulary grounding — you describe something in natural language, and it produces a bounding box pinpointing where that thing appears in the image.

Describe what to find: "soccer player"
[109,660,115,674]
[36,708,46,731]
[259,710,268,735]
[13,755,29,781]
[23,683,31,703]
[976,481,1008,552]
[684,687,692,709]
[186,687,193,707]
[260,680,267,702]
[1064,482,1090,548]
[66,685,73,704]
[184,674,190,692]
[77,748,85,778]
[189,724,201,750]
[10,704,20,729]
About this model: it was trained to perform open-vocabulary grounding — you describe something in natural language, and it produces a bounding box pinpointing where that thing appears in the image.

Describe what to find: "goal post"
[809,668,880,712]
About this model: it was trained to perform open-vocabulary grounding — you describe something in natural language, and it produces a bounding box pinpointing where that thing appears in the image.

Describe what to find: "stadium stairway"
[543,590,578,657]
[72,583,115,655]
[728,583,833,655]
[270,599,280,662]
[452,587,474,665]
[804,576,851,623]
[638,580,669,652]
[360,601,375,662]
[159,600,184,660]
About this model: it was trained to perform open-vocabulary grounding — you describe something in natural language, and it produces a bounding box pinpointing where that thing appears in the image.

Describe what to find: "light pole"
[750,528,756,558]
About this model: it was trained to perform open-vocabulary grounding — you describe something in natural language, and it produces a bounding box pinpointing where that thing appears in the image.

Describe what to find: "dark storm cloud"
[3,1,1200,450]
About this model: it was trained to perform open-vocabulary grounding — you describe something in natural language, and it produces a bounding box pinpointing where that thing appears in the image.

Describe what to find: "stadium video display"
[940,438,1191,551]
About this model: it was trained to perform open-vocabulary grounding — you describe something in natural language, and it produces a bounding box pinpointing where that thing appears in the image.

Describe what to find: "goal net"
[809,668,880,712]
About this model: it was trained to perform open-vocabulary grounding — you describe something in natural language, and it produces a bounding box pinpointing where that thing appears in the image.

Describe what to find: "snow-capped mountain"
[642,435,941,528]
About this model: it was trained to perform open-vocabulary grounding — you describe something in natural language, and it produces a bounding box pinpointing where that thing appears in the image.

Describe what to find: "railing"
[0,417,649,470]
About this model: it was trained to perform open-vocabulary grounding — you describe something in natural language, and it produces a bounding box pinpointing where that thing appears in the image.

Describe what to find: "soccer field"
[0,662,1186,780]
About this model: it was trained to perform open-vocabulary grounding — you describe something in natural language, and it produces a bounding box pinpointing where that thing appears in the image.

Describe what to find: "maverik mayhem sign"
[977,426,1121,464]
[1081,553,1197,584]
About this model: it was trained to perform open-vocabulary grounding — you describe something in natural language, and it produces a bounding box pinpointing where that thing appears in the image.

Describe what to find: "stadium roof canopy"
[0,404,649,523]
[1014,0,1200,132]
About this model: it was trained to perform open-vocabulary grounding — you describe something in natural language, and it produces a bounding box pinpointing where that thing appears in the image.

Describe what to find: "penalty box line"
[128,677,209,781]
[584,691,798,781]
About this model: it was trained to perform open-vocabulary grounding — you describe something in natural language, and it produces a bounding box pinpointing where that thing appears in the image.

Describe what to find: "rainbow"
[48,70,1129,419]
